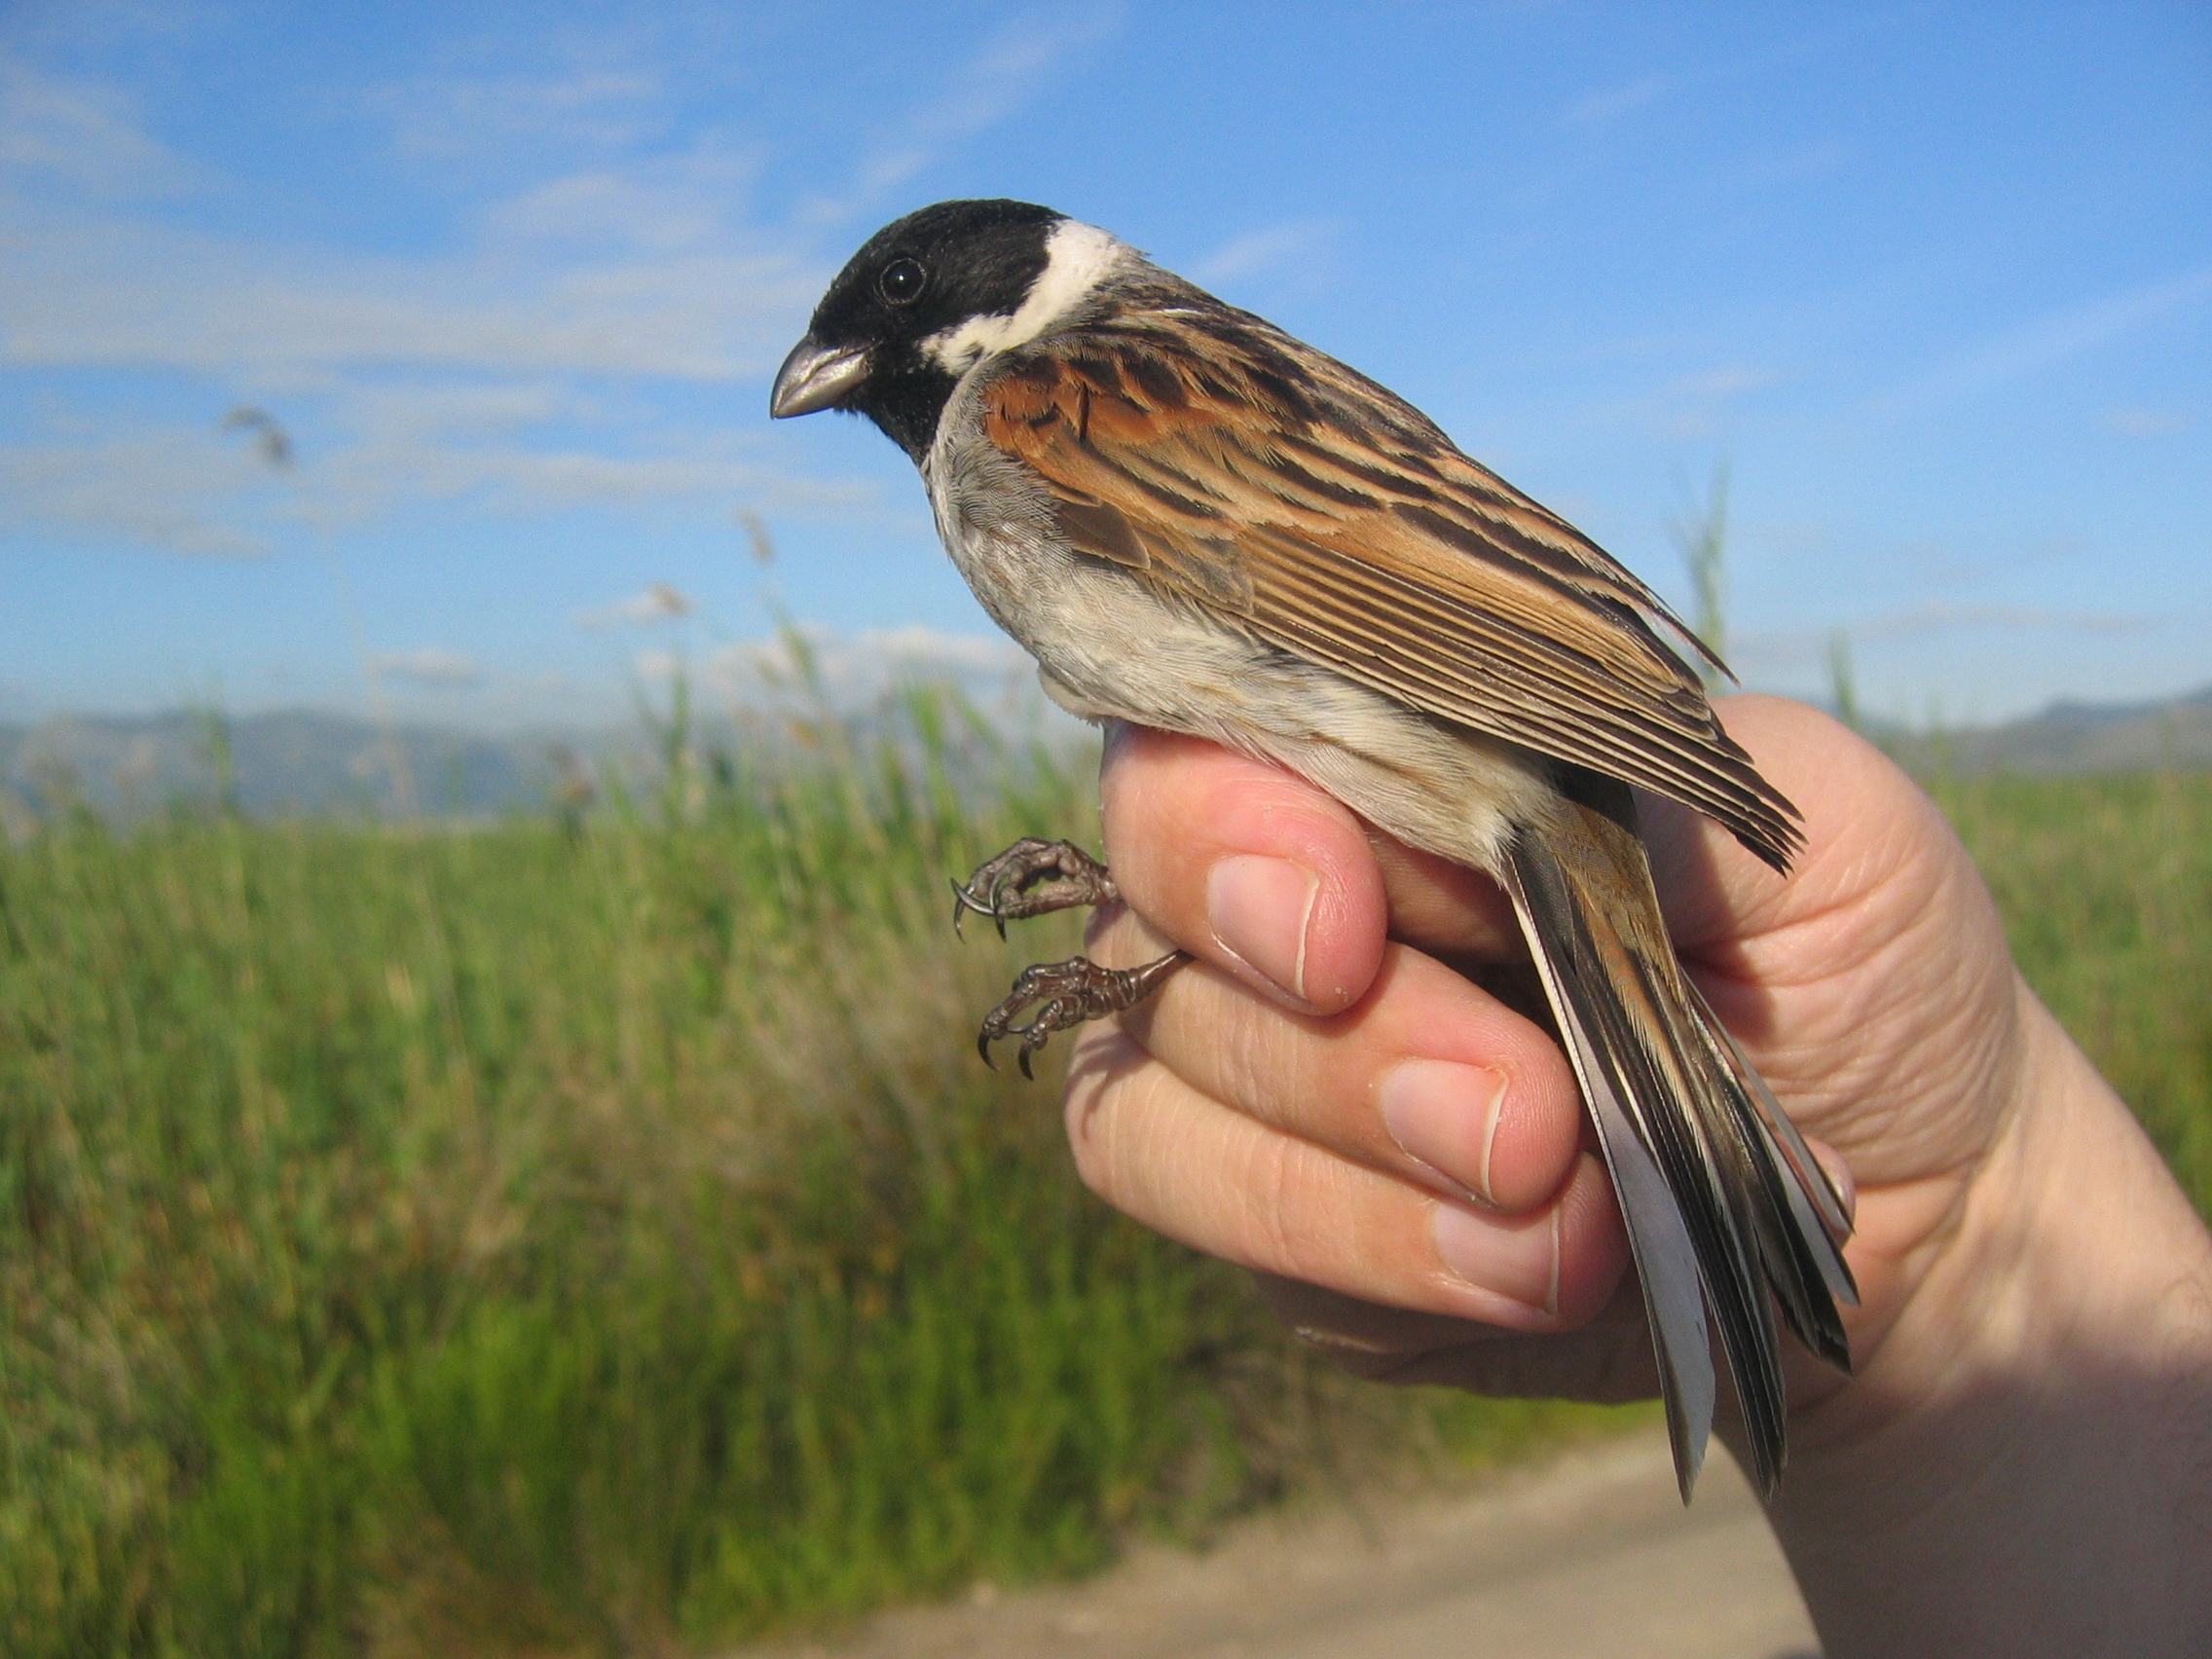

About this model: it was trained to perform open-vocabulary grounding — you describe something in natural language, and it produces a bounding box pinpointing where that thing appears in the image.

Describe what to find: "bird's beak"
[770,336,871,418]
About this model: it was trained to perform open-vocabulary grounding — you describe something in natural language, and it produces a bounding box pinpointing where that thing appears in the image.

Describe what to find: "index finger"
[1097,722,1520,1015]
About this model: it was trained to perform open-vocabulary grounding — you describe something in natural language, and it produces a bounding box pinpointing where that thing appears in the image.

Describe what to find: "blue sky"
[2,0,2206,729]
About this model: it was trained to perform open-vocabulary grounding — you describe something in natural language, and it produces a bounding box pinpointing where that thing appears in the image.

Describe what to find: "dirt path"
[733,1425,1822,1659]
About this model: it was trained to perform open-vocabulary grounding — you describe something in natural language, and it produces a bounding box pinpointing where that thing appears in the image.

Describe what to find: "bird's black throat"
[849,356,961,463]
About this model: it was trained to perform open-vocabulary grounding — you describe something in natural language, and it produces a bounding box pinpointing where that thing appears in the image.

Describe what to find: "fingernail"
[1206,856,1320,1004]
[1432,1199,1561,1317]
[1380,1060,1509,1205]
[1809,1140,1858,1223]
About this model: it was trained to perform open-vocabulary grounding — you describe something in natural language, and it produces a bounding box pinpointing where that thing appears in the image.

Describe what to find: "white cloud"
[2101,406,2191,437]
[796,4,1122,224]
[1607,364,1782,438]
[0,13,1119,560]
[0,402,878,553]
[374,647,484,687]
[340,380,587,444]
[0,215,825,381]
[1561,75,1670,127]
[0,55,846,548]
[1879,266,2212,413]
[1713,139,1849,191]
[1189,219,1339,288]
[1559,17,1902,132]
[851,624,1033,675]
[300,422,876,528]
[1733,600,2157,672]
[0,48,196,196]
[1853,602,2154,641]
[578,582,696,629]
[1676,367,1776,399]
[682,623,1033,706]
[482,143,766,254]
[373,66,669,159]
[0,425,280,555]
[632,645,682,684]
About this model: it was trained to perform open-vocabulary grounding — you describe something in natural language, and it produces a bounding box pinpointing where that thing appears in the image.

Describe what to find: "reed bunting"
[770,198,1856,1499]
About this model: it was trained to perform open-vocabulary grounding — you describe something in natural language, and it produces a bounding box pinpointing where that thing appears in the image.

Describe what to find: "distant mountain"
[5,683,2206,829]
[1880,683,2212,775]
[0,710,576,823]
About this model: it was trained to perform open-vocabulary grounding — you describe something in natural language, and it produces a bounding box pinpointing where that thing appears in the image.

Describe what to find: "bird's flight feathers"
[978,285,1803,869]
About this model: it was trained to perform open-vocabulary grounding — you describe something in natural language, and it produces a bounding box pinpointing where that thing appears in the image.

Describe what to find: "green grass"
[1928,769,2212,1212]
[2,703,2205,1657]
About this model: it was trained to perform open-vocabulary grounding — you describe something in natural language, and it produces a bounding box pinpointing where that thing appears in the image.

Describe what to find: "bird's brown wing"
[979,308,1801,867]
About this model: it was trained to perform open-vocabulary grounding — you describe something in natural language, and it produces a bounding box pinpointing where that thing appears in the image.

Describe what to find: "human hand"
[1061,695,2212,1653]
[1063,695,2016,1412]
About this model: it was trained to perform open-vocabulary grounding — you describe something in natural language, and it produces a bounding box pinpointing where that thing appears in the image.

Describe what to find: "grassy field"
[1927,767,2212,1210]
[1,698,2205,1659]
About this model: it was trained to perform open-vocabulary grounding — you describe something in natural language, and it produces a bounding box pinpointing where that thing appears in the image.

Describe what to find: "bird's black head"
[770,199,1109,461]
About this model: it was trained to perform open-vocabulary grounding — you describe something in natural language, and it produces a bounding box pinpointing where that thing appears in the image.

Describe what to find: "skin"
[1062,695,2212,1656]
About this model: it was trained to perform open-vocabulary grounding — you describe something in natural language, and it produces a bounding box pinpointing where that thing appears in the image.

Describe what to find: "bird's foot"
[951,837,1120,937]
[977,951,1188,1078]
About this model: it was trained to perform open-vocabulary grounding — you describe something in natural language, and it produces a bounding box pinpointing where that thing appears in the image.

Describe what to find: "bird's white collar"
[920,219,1124,376]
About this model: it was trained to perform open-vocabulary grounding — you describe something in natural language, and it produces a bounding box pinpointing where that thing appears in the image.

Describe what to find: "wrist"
[1770,980,2212,1655]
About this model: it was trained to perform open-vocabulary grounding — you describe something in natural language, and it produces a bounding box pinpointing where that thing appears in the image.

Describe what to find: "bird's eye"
[877,257,927,305]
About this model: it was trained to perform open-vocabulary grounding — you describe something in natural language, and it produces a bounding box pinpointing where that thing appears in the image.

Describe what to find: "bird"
[769,198,1857,1500]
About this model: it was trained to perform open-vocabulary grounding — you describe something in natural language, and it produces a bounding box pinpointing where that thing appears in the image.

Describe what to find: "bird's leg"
[951,836,1121,936]
[977,950,1188,1079]
[954,837,1187,1076]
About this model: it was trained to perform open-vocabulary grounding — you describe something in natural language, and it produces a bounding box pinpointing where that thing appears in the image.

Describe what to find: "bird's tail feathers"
[1502,790,1856,1501]
[1500,844,1717,1499]
[1683,977,1859,1346]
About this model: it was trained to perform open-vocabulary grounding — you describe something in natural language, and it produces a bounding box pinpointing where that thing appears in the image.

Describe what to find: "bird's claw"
[951,837,1119,939]
[977,950,1188,1078]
